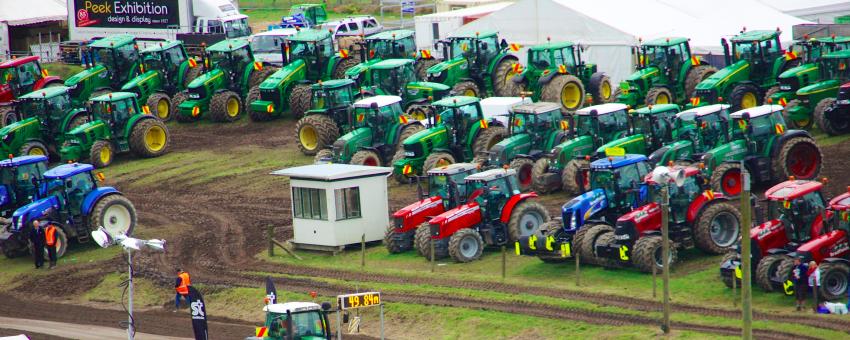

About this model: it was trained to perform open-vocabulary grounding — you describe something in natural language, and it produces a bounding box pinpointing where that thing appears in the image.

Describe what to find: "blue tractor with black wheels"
[0,155,49,219]
[0,163,136,259]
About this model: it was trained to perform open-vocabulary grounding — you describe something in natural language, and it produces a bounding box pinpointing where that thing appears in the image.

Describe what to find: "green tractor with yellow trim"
[119,41,202,121]
[783,51,850,133]
[65,35,142,106]
[294,78,360,155]
[426,31,517,98]
[344,29,438,84]
[0,86,89,158]
[360,58,450,118]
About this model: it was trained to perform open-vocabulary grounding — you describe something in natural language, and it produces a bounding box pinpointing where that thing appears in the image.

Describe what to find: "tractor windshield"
[732,112,780,140]
[529,48,576,69]
[18,99,46,119]
[436,104,479,130]
[368,38,414,59]
[93,44,139,81]
[588,111,629,140]
[92,98,136,123]
[651,176,701,222]
[429,171,470,201]
[223,18,251,39]
[693,111,729,147]
[733,38,780,62]
[767,192,825,243]
[449,38,476,59]
[820,58,850,81]
[266,311,327,339]
[642,45,669,67]
[373,65,415,95]
[314,86,353,109]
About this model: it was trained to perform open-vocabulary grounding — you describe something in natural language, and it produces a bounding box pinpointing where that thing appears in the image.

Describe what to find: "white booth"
[271,164,392,252]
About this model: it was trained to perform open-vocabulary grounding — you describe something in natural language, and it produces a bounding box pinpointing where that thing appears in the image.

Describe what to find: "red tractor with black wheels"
[0,56,64,125]
[424,168,550,262]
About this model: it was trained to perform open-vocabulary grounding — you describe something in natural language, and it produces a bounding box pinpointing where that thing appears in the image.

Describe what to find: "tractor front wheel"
[89,140,114,168]
[314,149,334,164]
[645,87,674,106]
[531,158,553,194]
[333,57,361,79]
[773,257,796,296]
[729,83,761,111]
[592,231,623,268]
[772,136,822,182]
[415,58,440,81]
[507,200,549,242]
[397,124,425,154]
[295,115,339,156]
[536,219,568,263]
[448,228,484,263]
[19,141,49,157]
[129,119,170,158]
[249,66,278,89]
[247,86,272,122]
[414,222,439,258]
[633,235,677,273]
[561,159,590,195]
[0,107,17,127]
[755,254,786,292]
[783,99,811,129]
[146,92,173,121]
[693,201,741,254]
[819,262,850,301]
[684,65,717,98]
[209,91,242,122]
[543,75,584,114]
[578,224,613,266]
[509,158,535,192]
[711,162,743,198]
[452,81,480,97]
[424,152,456,174]
[89,194,137,239]
[172,92,197,123]
[289,85,312,119]
[182,64,203,88]
[815,98,849,135]
[588,73,614,103]
[30,227,67,259]
[384,223,413,254]
[492,57,520,97]
[351,150,383,166]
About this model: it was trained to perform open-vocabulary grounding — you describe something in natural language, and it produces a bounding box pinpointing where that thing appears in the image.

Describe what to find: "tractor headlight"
[188,92,200,99]
[569,213,577,230]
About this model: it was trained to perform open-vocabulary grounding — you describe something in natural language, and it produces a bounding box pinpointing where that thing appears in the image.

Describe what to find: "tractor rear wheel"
[763,86,780,105]
[531,158,553,194]
[815,98,848,135]
[405,105,429,121]
[397,124,425,154]
[246,86,271,122]
[472,126,507,159]
[89,140,114,168]
[588,73,614,104]
[19,141,48,157]
[492,57,520,97]
[424,152,456,175]
[543,75,584,114]
[65,114,89,131]
[295,115,339,156]
[782,99,811,129]
[561,159,590,195]
[537,219,568,263]
[819,262,850,301]
[0,107,16,127]
[31,227,67,259]
[351,150,383,166]
[337,37,363,58]
[592,231,623,268]
[448,228,484,263]
[578,224,613,266]
[711,162,743,198]
[89,194,137,239]
[645,87,674,106]
[172,92,197,123]
[384,223,413,254]
[249,66,278,89]
[507,200,549,242]
[633,235,677,273]
[773,257,796,296]
[693,201,741,255]
[729,83,761,111]
[684,65,717,98]
[129,119,170,158]
[720,252,739,288]
[414,222,434,258]
[510,158,535,192]
[314,149,334,164]
[772,136,822,182]
[289,85,312,119]
[146,92,173,121]
[209,91,242,122]
[755,254,786,292]
[452,81,480,97]
[182,64,203,88]
[415,58,440,81]
[333,58,361,79]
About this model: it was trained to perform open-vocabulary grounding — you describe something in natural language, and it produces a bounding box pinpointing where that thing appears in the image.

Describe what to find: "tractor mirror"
[500,39,508,50]
[480,42,489,50]
[65,180,73,188]
[370,102,379,110]
[321,302,332,311]
[589,110,598,117]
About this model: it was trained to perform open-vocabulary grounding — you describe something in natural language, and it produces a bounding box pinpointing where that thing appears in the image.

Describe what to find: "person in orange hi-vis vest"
[44,221,58,269]
[174,268,192,310]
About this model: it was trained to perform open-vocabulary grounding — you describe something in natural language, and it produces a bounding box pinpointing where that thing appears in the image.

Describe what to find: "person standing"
[175,268,192,310]
[791,257,809,311]
[808,261,821,312]
[28,220,45,269]
[44,221,58,269]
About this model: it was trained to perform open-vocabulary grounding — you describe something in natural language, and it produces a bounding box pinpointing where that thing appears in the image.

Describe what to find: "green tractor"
[690,29,796,111]
[0,86,89,157]
[294,79,359,155]
[704,105,822,197]
[315,95,424,166]
[60,92,170,168]
[509,40,615,113]
[648,104,734,166]
[65,35,142,106]
[484,102,572,191]
[618,37,717,108]
[345,29,439,84]
[392,96,508,183]
[360,58,450,117]
[175,38,275,123]
[247,28,360,121]
[783,50,850,133]
[120,41,202,121]
[426,31,518,97]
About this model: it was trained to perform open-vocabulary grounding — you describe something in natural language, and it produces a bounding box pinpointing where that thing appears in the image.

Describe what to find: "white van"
[319,17,383,39]
[249,28,299,66]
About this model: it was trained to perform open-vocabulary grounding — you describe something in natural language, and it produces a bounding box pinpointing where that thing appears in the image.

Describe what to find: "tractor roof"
[89,35,136,48]
[675,104,730,119]
[0,155,47,168]
[428,163,478,176]
[765,180,823,201]
[253,28,299,37]
[207,38,250,52]
[264,302,321,314]
[367,29,414,41]
[643,37,689,47]
[821,50,850,59]
[312,78,355,90]
[371,59,414,69]
[730,105,783,119]
[464,168,515,182]
[511,102,561,115]
[731,30,779,43]
[576,103,628,116]
[0,55,39,68]
[141,41,183,53]
[633,104,680,115]
[451,30,498,39]
[44,163,93,179]
[816,36,850,44]
[287,29,331,42]
[829,191,850,211]
[91,92,137,102]
[590,154,647,170]
[433,96,480,108]
[353,95,401,108]
[529,41,574,51]
[19,86,69,99]
[644,166,700,185]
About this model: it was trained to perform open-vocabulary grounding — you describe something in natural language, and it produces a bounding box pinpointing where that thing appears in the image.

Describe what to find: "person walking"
[791,257,809,311]
[28,220,45,269]
[44,221,58,269]
[174,268,191,310]
[808,261,821,312]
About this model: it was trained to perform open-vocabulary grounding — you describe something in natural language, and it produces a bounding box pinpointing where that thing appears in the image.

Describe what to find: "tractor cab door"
[45,94,72,136]
[112,43,141,86]
[614,162,650,210]
[787,191,828,242]
[669,176,700,224]
[472,36,499,73]
[161,46,188,89]
[63,173,95,216]
[595,109,630,142]
[14,162,47,202]
[752,38,781,82]
[106,98,135,137]
[481,178,513,221]
[454,103,479,147]
[230,47,252,89]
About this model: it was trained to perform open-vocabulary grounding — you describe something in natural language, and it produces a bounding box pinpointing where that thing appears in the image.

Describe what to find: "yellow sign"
[735,266,742,279]
[399,115,409,124]
[188,58,198,68]
[738,119,747,130]
[479,119,489,129]
[41,69,49,78]
[421,50,431,59]
[558,64,567,74]
[559,120,569,130]
[774,123,785,135]
[528,234,537,250]
[605,147,625,157]
[515,241,521,255]
[339,292,381,310]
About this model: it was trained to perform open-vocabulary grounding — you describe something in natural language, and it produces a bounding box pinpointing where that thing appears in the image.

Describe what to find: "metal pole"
[336,307,342,340]
[361,234,366,268]
[268,225,274,257]
[741,166,753,340]
[652,262,657,299]
[501,245,506,279]
[661,185,670,334]
[430,236,436,273]
[732,269,737,307]
[575,246,580,287]
[380,304,385,340]
[127,250,134,340]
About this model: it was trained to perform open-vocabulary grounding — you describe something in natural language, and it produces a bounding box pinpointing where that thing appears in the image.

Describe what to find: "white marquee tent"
[0,0,66,58]
[761,0,850,24]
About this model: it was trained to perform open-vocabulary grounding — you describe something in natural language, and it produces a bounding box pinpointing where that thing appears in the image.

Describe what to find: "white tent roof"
[420,2,513,19]
[760,0,850,23]
[0,0,66,26]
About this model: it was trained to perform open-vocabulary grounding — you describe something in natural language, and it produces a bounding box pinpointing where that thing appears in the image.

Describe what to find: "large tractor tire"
[415,58,440,81]
[693,201,741,255]
[720,252,739,288]
[146,92,173,121]
[588,72,614,104]
[405,105,429,121]
[89,140,114,168]
[507,200,549,242]
[288,85,312,119]
[423,152,456,175]
[781,99,810,129]
[771,136,822,183]
[536,219,568,263]
[472,126,507,158]
[763,86,780,105]
[755,254,787,292]
[448,228,484,263]
[0,106,17,127]
[89,194,137,239]
[452,81,481,97]
[129,119,170,158]
[391,150,411,184]
[592,231,623,268]
[384,224,412,254]
[246,86,271,122]
[710,162,743,198]
[313,149,334,163]
[66,114,89,131]
[561,159,590,195]
[31,227,68,259]
[632,235,677,273]
[577,224,613,266]
[543,75,585,114]
[182,65,203,88]
[19,141,48,157]
[510,158,535,192]
[171,92,198,123]
[819,262,850,301]
[414,222,438,258]
[728,83,761,111]
[337,37,363,57]
[492,57,520,97]
[209,90,243,122]
[773,257,796,296]
[531,158,554,194]
[684,65,717,98]
[333,58,361,79]
[645,87,674,106]
[815,98,849,135]
[249,66,278,89]
[350,149,383,166]
[295,115,339,156]
[397,124,425,154]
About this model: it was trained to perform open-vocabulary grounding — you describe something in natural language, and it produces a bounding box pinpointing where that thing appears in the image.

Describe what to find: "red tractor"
[0,56,63,124]
[592,165,742,272]
[424,168,550,262]
[385,163,479,254]
[719,180,830,289]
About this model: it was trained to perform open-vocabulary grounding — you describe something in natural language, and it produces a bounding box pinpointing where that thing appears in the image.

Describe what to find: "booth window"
[292,187,327,220]
[335,187,361,220]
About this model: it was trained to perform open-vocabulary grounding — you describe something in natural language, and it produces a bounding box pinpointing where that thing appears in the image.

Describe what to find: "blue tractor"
[0,163,136,258]
[0,155,49,218]
[516,154,650,263]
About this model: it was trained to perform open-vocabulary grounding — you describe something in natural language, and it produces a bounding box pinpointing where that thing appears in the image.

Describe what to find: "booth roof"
[272,164,392,181]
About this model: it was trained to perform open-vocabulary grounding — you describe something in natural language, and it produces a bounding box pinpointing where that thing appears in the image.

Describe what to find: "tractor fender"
[768,129,813,159]
[61,109,89,131]
[81,187,120,216]
[499,193,538,224]
[123,114,158,140]
[33,76,63,90]
[766,248,791,255]
[685,192,728,224]
[536,70,558,87]
[430,202,483,240]
[822,257,850,265]
[488,54,517,77]
[10,196,60,233]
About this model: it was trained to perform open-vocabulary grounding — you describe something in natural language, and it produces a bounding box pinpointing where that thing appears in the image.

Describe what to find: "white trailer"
[414,2,510,52]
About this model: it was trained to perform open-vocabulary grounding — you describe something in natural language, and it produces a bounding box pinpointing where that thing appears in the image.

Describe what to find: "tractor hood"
[624,66,660,83]
[10,196,59,233]
[749,218,788,257]
[64,65,108,87]
[259,60,306,90]
[345,59,380,79]
[0,118,40,154]
[393,196,443,219]
[778,63,817,81]
[187,69,224,89]
[695,60,750,91]
[488,133,531,166]
[616,202,662,239]
[595,134,647,158]
[429,201,481,231]
[66,120,105,136]
[551,135,593,167]
[560,188,608,233]
[333,127,373,162]
[403,125,446,148]
[120,70,161,93]
[795,229,849,263]
[406,81,450,95]
[427,57,466,75]
[701,139,747,173]
[797,79,840,96]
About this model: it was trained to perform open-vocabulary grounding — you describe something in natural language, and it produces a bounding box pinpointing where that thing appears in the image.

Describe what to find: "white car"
[319,16,383,39]
[249,28,298,66]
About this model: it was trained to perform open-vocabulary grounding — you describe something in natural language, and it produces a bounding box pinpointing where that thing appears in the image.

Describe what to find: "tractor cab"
[61,92,143,164]
[256,302,332,340]
[729,105,785,147]
[0,155,48,215]
[765,180,828,246]
[465,168,521,218]
[816,50,850,83]
[284,29,336,80]
[431,96,484,135]
[280,4,328,28]
[574,103,630,142]
[78,35,141,89]
[369,59,418,96]
[15,86,77,130]
[526,41,582,73]
[674,104,731,150]
[308,79,357,118]
[441,31,502,69]
[139,41,191,92]
[639,37,691,79]
[487,102,568,167]
[88,93,140,134]
[205,39,255,90]
[724,30,784,81]
[322,95,411,164]
[628,104,679,149]
[0,56,58,101]
[425,163,478,207]
[507,102,565,137]
[363,30,416,61]
[588,155,650,211]
[645,166,705,224]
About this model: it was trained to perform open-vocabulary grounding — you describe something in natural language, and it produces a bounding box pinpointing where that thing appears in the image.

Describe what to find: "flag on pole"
[188,286,209,340]
[265,277,277,305]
